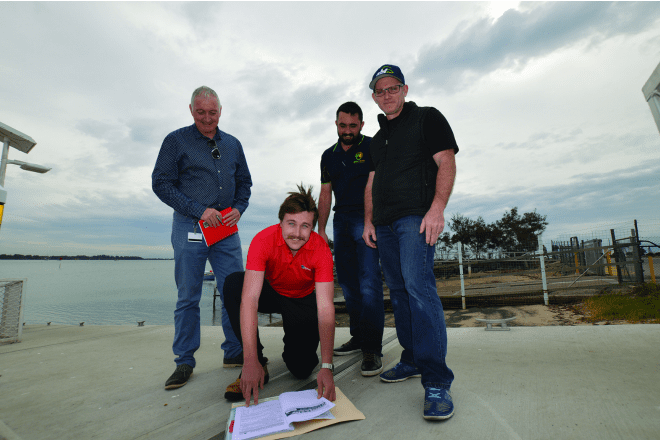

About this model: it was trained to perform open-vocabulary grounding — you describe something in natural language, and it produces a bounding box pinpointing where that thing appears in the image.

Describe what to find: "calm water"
[1,260,279,326]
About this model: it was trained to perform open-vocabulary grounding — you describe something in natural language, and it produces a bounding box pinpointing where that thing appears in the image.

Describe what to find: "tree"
[447,214,491,259]
[494,207,548,253]
[444,208,548,258]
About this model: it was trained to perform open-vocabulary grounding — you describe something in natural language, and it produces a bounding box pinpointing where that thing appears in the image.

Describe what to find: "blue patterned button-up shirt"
[152,124,252,220]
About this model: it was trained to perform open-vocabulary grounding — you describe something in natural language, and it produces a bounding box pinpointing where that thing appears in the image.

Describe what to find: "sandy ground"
[333,303,602,328]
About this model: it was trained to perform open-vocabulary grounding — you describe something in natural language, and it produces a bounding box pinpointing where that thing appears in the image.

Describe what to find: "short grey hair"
[190,86,221,110]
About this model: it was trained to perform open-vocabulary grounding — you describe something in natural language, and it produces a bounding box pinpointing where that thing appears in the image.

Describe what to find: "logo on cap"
[377,67,394,76]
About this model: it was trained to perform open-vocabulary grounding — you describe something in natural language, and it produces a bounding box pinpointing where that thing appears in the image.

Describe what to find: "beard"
[341,133,358,145]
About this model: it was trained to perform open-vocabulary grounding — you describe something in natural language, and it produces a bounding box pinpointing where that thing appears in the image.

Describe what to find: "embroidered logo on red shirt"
[301,265,312,271]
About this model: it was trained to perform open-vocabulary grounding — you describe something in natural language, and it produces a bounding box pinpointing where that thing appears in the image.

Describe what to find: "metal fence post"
[458,241,466,310]
[538,235,549,305]
[633,221,644,283]
[648,255,657,284]
[610,229,623,284]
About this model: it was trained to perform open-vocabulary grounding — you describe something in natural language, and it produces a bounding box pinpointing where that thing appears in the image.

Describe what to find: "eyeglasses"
[208,140,221,159]
[374,84,404,97]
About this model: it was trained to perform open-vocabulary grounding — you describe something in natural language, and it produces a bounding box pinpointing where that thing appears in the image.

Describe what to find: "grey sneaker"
[165,364,193,390]
[360,353,383,377]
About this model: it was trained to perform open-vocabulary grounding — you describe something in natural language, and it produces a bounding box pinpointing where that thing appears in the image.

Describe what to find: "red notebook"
[198,207,238,247]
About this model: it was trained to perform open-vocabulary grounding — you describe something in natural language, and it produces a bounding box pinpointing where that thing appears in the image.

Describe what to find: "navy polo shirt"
[320,134,373,213]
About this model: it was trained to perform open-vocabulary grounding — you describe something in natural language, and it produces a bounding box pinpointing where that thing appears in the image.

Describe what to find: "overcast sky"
[1,1,660,258]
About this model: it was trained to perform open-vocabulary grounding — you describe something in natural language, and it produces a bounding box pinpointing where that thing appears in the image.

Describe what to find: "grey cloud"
[450,158,660,236]
[239,65,343,120]
[75,119,125,140]
[225,62,345,145]
[127,119,172,145]
[73,117,169,169]
[413,2,660,93]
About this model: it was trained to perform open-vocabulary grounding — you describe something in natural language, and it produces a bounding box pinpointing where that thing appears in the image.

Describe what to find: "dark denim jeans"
[333,211,384,355]
[171,211,243,367]
[376,215,454,389]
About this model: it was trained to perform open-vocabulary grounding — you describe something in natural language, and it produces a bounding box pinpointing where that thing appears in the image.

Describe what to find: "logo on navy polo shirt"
[353,152,365,164]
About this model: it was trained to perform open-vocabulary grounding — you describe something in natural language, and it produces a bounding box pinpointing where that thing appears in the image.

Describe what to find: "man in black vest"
[362,64,458,421]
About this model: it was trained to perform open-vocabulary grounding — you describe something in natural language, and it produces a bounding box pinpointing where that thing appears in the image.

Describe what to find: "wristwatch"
[321,363,334,372]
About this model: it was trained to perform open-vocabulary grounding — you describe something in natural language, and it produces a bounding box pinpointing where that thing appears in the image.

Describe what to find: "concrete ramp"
[1,324,658,440]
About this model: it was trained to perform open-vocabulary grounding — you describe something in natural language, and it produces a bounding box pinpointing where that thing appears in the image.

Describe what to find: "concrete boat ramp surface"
[1,324,659,440]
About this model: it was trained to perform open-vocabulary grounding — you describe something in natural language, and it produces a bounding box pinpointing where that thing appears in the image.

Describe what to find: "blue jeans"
[333,211,384,355]
[376,215,454,389]
[171,211,243,367]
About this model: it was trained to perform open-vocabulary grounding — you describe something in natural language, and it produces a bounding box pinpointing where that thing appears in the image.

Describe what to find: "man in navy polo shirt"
[152,86,252,390]
[318,102,384,377]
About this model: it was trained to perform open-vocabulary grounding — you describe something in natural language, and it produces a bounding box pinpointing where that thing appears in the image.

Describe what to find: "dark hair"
[336,101,363,121]
[278,183,319,228]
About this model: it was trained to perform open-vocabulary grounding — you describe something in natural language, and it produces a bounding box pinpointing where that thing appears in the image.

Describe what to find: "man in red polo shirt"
[223,184,336,405]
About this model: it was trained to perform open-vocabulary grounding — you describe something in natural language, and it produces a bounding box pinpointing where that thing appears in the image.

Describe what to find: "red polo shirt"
[246,224,334,298]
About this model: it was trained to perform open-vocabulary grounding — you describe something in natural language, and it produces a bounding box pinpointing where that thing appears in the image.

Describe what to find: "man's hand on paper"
[316,368,336,402]
[241,361,265,406]
[222,207,241,228]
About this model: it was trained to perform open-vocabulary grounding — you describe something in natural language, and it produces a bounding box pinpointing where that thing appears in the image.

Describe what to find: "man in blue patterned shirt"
[152,86,252,390]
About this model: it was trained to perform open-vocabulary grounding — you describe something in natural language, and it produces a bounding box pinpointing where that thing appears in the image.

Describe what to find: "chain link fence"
[432,220,659,309]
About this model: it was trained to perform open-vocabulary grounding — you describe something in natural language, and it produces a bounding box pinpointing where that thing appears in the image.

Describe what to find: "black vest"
[370,102,437,226]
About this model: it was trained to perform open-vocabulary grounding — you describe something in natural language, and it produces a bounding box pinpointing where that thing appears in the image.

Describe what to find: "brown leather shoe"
[224,364,269,401]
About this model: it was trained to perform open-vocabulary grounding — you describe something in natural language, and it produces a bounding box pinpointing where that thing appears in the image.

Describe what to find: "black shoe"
[223,352,244,368]
[165,364,193,390]
[334,338,361,356]
[361,353,383,377]
[224,364,270,401]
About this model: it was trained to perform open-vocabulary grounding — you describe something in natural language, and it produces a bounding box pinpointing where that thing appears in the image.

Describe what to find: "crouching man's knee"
[284,353,319,379]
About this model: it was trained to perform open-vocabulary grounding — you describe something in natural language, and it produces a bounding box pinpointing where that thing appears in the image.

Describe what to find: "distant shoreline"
[1,255,173,261]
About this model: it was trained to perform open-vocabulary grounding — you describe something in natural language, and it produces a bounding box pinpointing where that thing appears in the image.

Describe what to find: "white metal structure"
[0,121,51,187]
[642,60,660,135]
[0,279,27,344]
[0,121,51,231]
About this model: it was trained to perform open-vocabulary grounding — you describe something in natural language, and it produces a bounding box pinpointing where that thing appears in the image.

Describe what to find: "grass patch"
[574,283,660,323]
